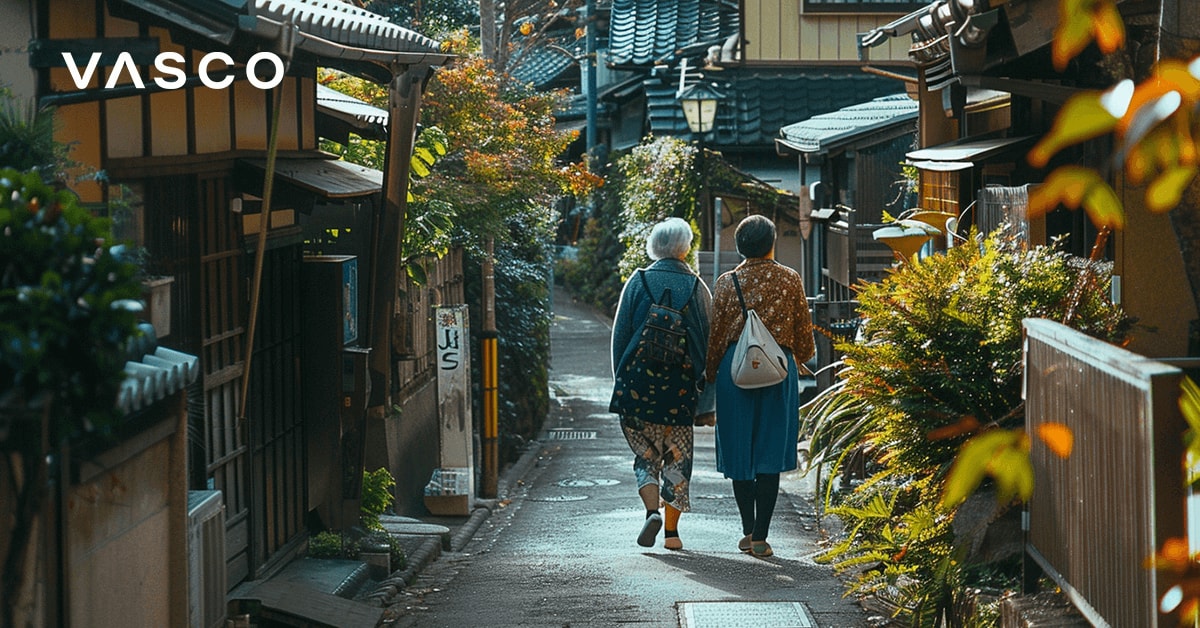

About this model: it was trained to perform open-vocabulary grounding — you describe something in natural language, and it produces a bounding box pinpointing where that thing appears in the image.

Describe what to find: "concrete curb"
[367,440,545,606]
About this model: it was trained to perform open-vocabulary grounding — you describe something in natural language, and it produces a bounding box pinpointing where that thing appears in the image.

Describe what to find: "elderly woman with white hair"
[609,217,714,550]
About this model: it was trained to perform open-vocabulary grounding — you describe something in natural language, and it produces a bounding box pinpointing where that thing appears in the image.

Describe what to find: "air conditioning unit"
[187,490,227,628]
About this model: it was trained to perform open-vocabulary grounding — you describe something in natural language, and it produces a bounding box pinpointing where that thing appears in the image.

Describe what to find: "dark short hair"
[735,215,776,258]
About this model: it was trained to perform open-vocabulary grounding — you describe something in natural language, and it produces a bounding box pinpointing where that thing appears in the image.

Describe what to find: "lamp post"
[678,82,724,286]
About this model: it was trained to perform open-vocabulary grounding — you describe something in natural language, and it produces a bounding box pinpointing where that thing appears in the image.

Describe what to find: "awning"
[906,135,1034,169]
[316,84,389,141]
[242,157,383,199]
[777,94,918,155]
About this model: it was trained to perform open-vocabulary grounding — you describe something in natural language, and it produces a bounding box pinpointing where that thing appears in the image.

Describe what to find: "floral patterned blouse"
[704,257,814,382]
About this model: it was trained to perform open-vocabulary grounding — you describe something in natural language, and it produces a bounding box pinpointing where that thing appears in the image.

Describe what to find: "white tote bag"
[730,275,789,389]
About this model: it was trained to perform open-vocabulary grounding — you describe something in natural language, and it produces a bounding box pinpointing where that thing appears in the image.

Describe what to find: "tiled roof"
[510,33,582,88]
[778,94,918,153]
[118,327,200,415]
[645,69,901,147]
[249,0,442,54]
[116,0,450,79]
[317,84,389,127]
[608,0,739,66]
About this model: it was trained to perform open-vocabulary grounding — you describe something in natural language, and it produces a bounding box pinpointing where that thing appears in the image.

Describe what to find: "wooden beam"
[365,64,430,413]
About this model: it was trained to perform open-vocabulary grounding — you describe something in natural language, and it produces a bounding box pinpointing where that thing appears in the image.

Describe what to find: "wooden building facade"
[12,0,451,604]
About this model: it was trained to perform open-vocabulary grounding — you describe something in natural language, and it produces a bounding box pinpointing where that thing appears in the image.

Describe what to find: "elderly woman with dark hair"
[610,217,714,550]
[705,215,814,558]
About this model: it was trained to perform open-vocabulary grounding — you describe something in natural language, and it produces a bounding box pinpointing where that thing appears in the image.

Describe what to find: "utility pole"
[480,238,499,498]
[480,0,496,61]
[584,0,597,169]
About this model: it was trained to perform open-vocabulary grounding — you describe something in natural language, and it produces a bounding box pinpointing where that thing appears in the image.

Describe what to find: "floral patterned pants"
[620,417,693,512]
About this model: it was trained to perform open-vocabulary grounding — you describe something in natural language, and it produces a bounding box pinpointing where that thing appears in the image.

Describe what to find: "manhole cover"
[557,478,621,488]
[545,429,597,440]
[527,495,589,502]
[677,601,816,628]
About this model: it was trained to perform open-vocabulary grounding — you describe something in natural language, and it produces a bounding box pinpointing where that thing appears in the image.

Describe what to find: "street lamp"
[678,82,726,286]
[678,82,725,135]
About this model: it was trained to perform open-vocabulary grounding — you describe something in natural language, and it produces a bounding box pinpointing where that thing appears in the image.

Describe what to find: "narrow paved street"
[388,290,870,627]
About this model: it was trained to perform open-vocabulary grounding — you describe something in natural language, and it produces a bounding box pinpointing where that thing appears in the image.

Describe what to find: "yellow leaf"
[1091,1,1125,53]
[1146,166,1196,213]
[1053,10,1093,72]
[1036,422,1074,458]
[990,445,1035,504]
[1027,91,1118,168]
[410,158,430,178]
[1081,176,1126,229]
[1029,166,1125,229]
[520,22,533,36]
[940,429,1023,511]
[575,27,586,40]
[414,146,436,166]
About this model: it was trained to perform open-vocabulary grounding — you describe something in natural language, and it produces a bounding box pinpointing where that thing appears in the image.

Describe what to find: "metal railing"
[1023,318,1186,627]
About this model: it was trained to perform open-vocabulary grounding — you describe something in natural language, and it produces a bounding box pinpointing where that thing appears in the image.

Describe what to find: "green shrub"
[360,467,396,531]
[308,531,352,559]
[803,232,1130,625]
[0,168,142,446]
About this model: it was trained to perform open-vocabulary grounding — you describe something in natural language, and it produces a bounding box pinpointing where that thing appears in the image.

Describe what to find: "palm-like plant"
[802,231,1130,625]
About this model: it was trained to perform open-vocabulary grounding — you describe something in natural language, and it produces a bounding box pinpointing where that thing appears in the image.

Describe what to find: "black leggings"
[731,473,781,541]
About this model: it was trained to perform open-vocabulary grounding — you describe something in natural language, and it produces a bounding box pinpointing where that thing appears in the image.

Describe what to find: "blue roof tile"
[778,94,918,153]
[608,0,738,66]
[645,69,900,147]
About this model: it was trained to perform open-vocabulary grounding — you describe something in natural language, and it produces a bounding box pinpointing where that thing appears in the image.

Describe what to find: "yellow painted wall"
[744,6,912,63]
[44,0,319,176]
[1116,182,1199,358]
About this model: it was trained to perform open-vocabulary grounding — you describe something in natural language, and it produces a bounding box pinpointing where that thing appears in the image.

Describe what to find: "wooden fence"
[1023,318,1186,627]
[394,248,465,395]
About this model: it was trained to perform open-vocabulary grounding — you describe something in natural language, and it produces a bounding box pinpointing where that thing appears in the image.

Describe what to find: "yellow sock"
[664,504,681,532]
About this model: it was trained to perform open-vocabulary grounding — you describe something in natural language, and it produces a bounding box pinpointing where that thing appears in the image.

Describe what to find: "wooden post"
[365,64,430,417]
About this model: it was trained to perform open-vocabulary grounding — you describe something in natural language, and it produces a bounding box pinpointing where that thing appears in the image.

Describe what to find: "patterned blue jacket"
[610,258,716,418]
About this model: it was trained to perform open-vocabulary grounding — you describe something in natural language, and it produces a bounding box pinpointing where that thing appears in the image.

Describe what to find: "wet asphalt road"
[386,291,870,627]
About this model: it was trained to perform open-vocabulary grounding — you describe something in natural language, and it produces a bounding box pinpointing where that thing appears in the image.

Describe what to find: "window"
[919,169,959,215]
[802,0,927,14]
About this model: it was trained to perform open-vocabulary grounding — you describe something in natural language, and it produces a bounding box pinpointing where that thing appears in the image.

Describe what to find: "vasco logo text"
[62,51,285,91]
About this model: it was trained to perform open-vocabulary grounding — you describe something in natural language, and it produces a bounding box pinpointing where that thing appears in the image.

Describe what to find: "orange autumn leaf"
[927,415,981,441]
[1091,1,1125,53]
[1036,422,1074,458]
[1147,536,1192,571]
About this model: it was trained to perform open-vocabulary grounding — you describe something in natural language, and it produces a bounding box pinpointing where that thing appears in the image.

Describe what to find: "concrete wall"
[366,378,443,516]
[67,402,188,628]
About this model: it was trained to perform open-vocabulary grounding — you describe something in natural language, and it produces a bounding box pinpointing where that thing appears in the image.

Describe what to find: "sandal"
[738,534,752,553]
[637,513,662,547]
[750,540,773,558]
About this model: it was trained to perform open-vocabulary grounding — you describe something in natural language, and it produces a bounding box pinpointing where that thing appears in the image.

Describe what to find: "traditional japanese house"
[4,0,452,621]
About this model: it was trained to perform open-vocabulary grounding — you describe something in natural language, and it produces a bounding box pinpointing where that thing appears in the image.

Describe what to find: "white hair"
[645,217,693,261]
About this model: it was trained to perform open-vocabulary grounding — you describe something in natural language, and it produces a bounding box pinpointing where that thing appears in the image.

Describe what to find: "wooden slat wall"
[396,248,466,395]
[744,9,912,63]
[247,242,305,573]
[194,173,251,586]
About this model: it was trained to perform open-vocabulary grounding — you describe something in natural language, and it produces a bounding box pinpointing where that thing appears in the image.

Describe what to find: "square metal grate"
[544,429,597,440]
[677,601,816,628]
